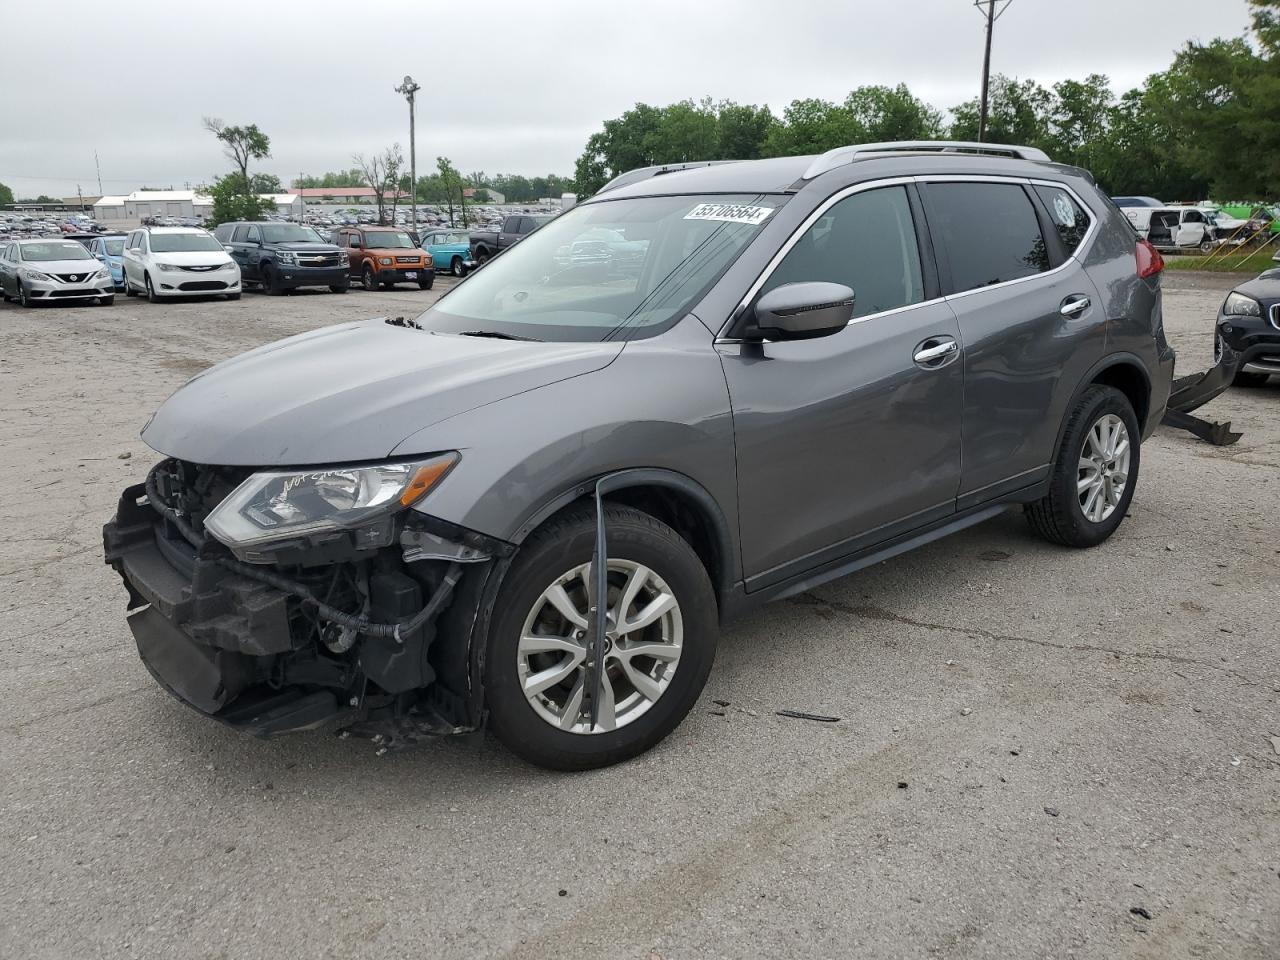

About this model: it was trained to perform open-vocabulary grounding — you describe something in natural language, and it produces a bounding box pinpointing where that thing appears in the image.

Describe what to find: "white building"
[93,190,301,224]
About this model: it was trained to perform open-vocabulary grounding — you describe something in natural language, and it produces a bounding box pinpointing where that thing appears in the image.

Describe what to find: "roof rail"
[801,140,1051,180]
[595,160,740,196]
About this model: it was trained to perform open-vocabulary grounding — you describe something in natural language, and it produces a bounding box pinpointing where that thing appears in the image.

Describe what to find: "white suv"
[122,227,241,302]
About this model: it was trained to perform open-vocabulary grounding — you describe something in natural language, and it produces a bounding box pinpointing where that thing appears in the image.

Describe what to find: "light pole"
[395,75,421,236]
[973,0,1013,142]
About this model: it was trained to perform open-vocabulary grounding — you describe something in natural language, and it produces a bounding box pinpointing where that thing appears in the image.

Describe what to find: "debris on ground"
[960,708,972,716]
[776,709,841,723]
[1269,736,1280,756]
[712,699,730,707]
[1130,906,1153,920]
[979,549,1011,561]
[708,710,727,717]
[897,781,908,789]
[1044,806,1060,817]
[117,451,131,460]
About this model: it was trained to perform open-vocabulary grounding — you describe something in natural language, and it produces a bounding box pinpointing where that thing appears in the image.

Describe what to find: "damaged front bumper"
[103,462,511,743]
[1159,334,1248,446]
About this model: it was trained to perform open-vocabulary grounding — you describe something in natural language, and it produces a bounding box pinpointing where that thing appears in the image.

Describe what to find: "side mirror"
[748,282,855,341]
[223,245,234,254]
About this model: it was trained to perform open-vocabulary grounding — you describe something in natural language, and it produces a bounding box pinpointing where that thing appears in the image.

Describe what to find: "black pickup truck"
[469,213,553,265]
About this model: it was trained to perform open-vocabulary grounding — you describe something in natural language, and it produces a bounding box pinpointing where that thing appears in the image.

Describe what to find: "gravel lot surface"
[1,272,1277,960]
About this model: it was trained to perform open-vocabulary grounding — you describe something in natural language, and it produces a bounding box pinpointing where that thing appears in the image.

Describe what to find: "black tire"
[262,264,283,295]
[417,274,434,290]
[486,504,718,771]
[451,256,466,278]
[1232,369,1270,388]
[329,282,349,294]
[476,247,490,266]
[226,292,241,301]
[99,295,114,306]
[1025,385,1141,548]
[124,274,137,297]
[361,264,378,291]
[19,282,34,308]
[145,273,160,304]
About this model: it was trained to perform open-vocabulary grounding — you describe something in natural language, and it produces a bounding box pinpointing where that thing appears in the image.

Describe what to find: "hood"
[274,241,342,253]
[1231,272,1280,303]
[27,258,104,275]
[151,249,234,267]
[142,319,623,466]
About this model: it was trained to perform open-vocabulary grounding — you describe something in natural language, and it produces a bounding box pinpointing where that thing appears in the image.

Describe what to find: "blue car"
[88,234,128,290]
[419,229,475,277]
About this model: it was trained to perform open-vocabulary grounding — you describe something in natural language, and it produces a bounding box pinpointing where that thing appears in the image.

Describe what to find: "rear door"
[921,178,1105,507]
[722,182,965,587]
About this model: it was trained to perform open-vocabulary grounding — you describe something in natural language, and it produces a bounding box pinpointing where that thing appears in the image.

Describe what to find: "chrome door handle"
[1060,295,1091,318]
[913,338,959,366]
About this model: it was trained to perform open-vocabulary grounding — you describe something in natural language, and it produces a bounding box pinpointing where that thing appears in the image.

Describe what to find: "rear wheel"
[476,247,490,266]
[361,264,378,291]
[451,256,466,278]
[1025,385,1140,548]
[486,505,718,771]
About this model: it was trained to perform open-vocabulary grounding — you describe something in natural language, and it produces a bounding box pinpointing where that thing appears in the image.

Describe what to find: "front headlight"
[220,261,238,271]
[1222,292,1260,317]
[379,257,392,266]
[157,262,180,272]
[339,252,350,265]
[276,251,297,265]
[21,269,52,281]
[94,268,109,280]
[204,453,458,550]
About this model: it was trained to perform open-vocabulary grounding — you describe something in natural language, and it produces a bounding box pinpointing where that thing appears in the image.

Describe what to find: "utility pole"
[395,75,421,236]
[299,172,306,224]
[94,150,103,195]
[77,184,84,213]
[973,0,1013,142]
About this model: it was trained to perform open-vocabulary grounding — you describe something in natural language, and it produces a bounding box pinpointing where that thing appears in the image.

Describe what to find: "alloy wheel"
[517,560,683,735]
[1078,413,1130,523]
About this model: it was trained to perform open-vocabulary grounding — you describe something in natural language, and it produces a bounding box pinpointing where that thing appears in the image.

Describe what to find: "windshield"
[149,233,223,253]
[262,224,324,244]
[368,231,416,249]
[420,194,780,342]
[22,241,92,261]
[104,239,125,256]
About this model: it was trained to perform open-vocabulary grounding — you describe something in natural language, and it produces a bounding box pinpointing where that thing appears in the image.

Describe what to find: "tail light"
[1136,239,1164,279]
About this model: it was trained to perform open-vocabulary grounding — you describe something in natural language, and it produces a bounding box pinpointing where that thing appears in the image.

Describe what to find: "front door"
[721,183,965,589]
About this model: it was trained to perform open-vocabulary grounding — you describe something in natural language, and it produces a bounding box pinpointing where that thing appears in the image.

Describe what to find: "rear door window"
[761,185,924,319]
[231,226,250,243]
[1033,185,1092,254]
[927,182,1050,293]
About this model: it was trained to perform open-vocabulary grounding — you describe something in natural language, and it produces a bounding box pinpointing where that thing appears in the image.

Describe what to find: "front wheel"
[417,274,434,290]
[262,265,283,295]
[19,282,34,308]
[1025,385,1140,548]
[98,295,114,306]
[361,264,378,291]
[145,274,160,304]
[329,282,349,294]
[486,505,718,771]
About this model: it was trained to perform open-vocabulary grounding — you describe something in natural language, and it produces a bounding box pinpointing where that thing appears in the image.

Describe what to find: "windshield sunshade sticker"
[683,203,775,225]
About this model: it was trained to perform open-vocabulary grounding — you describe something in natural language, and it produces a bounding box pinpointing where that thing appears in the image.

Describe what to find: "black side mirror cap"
[747,281,855,341]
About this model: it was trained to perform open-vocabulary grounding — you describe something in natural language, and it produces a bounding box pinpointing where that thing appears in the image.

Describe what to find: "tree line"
[574,0,1280,201]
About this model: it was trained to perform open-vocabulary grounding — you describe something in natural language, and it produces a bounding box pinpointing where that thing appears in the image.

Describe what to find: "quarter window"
[761,185,924,319]
[1034,185,1092,253]
[928,182,1050,293]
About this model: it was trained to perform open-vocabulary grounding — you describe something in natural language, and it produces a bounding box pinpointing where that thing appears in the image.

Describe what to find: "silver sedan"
[0,237,115,307]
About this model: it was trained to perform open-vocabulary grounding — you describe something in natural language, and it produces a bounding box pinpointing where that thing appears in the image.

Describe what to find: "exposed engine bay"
[103,459,512,748]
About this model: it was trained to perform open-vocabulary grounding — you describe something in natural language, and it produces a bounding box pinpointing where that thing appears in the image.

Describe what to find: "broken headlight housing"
[204,453,458,550]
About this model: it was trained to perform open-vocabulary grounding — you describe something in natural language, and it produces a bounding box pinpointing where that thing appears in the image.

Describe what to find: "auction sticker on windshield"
[684,203,774,225]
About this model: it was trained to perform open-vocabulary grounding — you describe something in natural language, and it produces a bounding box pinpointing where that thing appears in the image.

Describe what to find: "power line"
[973,0,1014,142]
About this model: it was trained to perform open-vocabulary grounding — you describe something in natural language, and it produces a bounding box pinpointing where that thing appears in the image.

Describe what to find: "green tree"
[207,174,275,225]
[949,75,1053,147]
[250,172,284,193]
[0,181,14,205]
[436,157,469,226]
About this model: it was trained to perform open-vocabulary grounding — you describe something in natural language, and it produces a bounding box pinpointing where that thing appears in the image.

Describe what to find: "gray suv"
[104,141,1175,770]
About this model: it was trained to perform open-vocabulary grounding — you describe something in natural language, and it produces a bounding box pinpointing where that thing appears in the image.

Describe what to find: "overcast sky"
[0,0,1257,198]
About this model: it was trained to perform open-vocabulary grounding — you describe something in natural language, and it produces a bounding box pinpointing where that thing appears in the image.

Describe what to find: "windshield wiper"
[458,330,542,342]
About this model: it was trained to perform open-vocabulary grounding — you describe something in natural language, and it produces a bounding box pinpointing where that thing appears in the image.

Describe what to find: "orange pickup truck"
[332,226,433,290]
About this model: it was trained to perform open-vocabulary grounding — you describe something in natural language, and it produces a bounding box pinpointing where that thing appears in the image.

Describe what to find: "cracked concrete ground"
[1,272,1277,960]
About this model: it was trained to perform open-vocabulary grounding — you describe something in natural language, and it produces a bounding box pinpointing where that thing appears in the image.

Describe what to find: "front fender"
[394,317,738,565]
